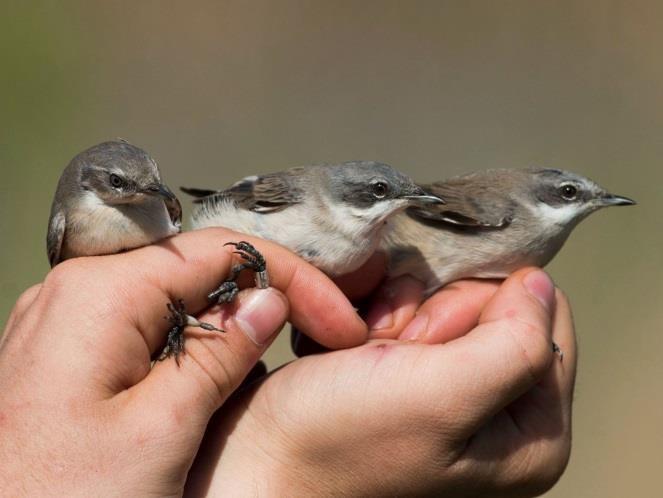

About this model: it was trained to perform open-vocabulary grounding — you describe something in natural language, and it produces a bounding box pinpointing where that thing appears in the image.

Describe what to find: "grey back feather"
[183,167,307,213]
[408,170,524,229]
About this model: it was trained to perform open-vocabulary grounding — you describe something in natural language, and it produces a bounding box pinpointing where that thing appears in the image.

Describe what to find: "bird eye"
[371,181,389,199]
[109,174,124,189]
[559,184,578,200]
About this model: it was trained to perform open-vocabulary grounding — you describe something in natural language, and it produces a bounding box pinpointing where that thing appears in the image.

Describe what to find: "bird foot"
[208,241,270,305]
[208,281,240,304]
[225,241,269,289]
[159,299,224,365]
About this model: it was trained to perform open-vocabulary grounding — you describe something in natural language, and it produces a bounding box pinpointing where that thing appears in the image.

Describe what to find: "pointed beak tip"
[603,194,636,206]
[403,194,445,205]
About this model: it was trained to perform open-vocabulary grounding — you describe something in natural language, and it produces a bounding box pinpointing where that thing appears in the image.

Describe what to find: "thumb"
[436,267,557,436]
[132,287,289,429]
[403,268,556,440]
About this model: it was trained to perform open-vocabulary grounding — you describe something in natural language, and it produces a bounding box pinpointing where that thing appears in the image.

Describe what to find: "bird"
[181,161,444,297]
[47,140,182,265]
[47,140,222,361]
[382,167,636,297]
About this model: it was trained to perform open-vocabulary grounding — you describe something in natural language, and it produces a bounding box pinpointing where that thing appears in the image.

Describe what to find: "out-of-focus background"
[0,1,661,495]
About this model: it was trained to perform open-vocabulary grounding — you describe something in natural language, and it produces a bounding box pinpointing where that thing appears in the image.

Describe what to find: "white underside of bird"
[63,191,180,259]
[192,197,392,276]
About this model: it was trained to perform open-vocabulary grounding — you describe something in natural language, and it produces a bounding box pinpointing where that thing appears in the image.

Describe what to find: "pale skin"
[0,228,576,497]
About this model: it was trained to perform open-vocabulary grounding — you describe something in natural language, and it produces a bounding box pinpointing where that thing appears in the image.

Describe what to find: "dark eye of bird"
[371,181,389,199]
[559,184,578,201]
[109,174,124,189]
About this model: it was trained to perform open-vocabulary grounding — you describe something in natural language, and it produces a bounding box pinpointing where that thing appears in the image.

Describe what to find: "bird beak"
[143,183,178,202]
[598,193,636,206]
[402,186,446,205]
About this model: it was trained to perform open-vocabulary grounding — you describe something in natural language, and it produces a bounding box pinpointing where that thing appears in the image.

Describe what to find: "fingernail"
[399,313,428,341]
[366,301,394,331]
[523,270,555,311]
[234,288,288,346]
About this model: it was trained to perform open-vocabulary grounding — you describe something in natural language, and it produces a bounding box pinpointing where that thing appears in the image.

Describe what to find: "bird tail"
[180,186,219,203]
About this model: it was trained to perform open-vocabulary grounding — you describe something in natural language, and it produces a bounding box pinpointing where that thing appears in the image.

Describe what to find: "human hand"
[187,268,575,497]
[0,228,368,496]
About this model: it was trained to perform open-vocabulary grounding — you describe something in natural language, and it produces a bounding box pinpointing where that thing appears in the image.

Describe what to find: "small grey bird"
[47,140,221,361]
[383,168,635,296]
[47,140,182,265]
[182,161,444,284]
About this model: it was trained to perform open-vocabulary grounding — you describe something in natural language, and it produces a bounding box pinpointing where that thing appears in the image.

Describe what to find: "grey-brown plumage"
[185,167,307,213]
[384,168,635,295]
[47,140,181,267]
[47,140,220,363]
[182,161,443,276]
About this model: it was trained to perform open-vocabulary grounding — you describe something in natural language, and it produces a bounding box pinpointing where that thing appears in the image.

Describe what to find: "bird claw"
[208,281,240,304]
[208,241,270,305]
[224,241,268,276]
[159,298,224,365]
[159,242,269,362]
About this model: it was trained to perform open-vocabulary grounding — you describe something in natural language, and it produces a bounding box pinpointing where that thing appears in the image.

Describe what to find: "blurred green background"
[1,1,661,496]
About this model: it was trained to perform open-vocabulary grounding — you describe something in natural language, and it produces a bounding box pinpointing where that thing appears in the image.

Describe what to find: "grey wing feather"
[408,180,514,228]
[47,210,66,267]
[183,169,305,213]
[180,187,219,200]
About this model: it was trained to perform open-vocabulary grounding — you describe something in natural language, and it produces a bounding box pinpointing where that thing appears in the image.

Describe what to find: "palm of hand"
[191,270,575,497]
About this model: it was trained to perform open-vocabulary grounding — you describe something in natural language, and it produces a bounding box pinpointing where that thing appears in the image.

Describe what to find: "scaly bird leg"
[159,299,224,365]
[208,241,270,304]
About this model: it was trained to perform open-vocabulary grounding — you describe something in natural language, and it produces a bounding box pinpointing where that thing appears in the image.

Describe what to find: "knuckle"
[43,258,90,289]
[41,258,112,307]
[13,284,42,314]
[4,284,43,332]
[42,263,70,289]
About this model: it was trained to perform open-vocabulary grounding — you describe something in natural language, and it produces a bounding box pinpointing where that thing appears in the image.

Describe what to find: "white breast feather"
[192,198,388,275]
[533,203,579,227]
[66,192,178,257]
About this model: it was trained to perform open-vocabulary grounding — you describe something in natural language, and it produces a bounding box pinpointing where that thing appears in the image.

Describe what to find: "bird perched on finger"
[47,140,222,362]
[383,167,636,296]
[47,140,182,265]
[182,161,443,279]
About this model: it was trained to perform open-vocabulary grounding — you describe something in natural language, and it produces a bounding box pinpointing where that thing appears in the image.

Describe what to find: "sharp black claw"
[209,241,270,304]
[209,281,240,303]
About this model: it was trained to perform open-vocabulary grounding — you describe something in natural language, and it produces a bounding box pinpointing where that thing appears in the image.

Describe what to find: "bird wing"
[47,209,66,267]
[408,179,515,228]
[182,169,305,213]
